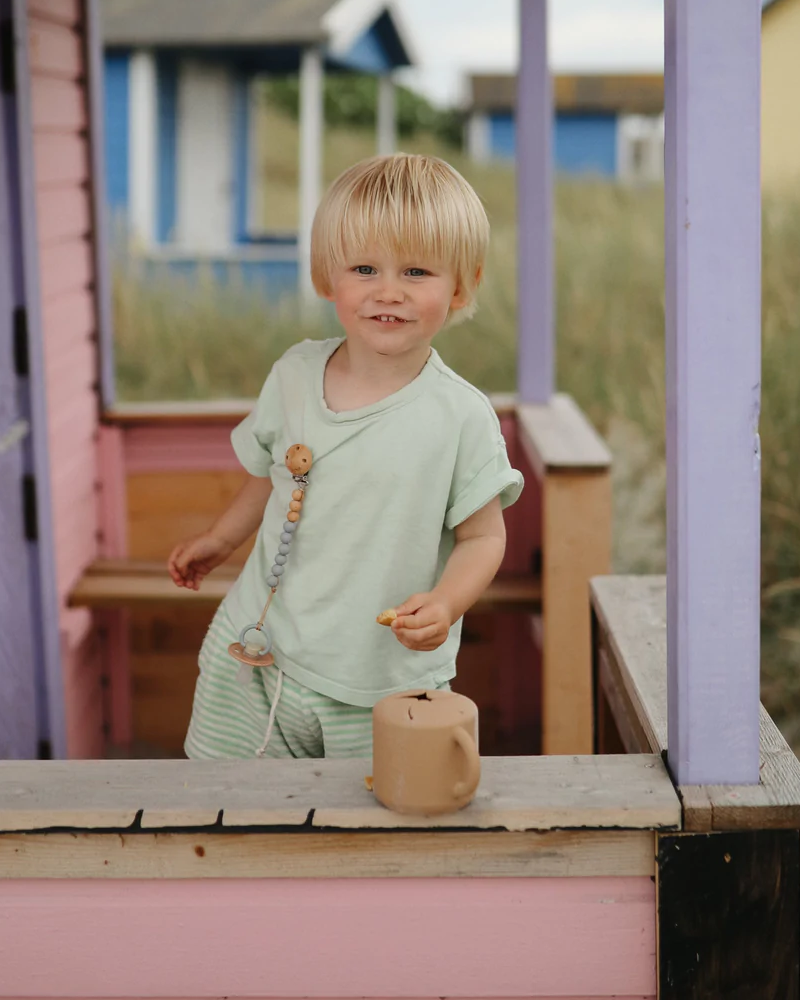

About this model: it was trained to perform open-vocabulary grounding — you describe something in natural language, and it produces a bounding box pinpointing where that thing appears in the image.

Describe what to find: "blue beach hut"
[466,72,664,183]
[99,0,416,300]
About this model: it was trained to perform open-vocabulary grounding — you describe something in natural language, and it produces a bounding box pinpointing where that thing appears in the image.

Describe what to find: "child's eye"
[353,265,376,275]
[406,268,428,277]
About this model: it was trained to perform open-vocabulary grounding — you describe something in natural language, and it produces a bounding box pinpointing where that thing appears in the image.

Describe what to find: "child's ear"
[451,267,482,311]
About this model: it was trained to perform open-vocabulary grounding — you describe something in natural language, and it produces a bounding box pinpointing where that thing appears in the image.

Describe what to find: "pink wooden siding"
[27,0,103,757]
[0,877,656,998]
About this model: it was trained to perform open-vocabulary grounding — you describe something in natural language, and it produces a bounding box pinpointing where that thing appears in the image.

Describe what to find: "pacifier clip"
[228,444,312,756]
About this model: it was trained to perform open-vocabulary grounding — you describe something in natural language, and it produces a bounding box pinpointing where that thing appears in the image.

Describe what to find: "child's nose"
[376,277,404,302]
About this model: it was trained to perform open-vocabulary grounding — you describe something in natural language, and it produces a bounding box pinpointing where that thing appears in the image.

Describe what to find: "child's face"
[325,245,469,357]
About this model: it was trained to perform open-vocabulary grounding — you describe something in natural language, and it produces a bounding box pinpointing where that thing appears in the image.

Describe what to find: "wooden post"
[516,0,553,404]
[128,49,156,249]
[664,0,762,785]
[376,74,396,156]
[10,0,66,757]
[298,46,323,307]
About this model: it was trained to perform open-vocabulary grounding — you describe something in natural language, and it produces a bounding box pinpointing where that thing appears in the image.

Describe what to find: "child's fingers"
[393,593,427,618]
[393,605,438,631]
[394,624,445,649]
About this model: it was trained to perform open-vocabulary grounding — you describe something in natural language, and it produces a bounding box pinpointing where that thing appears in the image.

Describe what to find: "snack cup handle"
[452,726,481,799]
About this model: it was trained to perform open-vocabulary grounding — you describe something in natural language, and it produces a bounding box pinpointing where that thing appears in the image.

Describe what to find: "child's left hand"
[391,593,453,651]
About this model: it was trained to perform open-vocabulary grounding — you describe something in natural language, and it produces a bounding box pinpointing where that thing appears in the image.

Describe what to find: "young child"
[168,153,524,760]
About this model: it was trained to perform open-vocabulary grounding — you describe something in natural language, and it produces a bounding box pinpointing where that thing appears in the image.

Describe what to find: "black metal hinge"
[0,18,15,96]
[13,307,29,376]
[22,474,38,542]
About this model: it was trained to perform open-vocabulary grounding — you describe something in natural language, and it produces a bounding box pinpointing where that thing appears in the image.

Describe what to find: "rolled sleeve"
[445,451,524,529]
[445,397,524,530]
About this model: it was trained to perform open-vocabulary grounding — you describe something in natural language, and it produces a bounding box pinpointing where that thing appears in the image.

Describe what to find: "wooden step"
[69,560,542,613]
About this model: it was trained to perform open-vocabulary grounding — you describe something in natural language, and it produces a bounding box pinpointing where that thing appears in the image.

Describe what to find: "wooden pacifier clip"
[228,444,313,669]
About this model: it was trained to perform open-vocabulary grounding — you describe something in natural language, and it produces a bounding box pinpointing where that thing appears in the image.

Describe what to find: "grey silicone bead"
[271,564,285,577]
[278,543,291,555]
[283,521,297,533]
[280,532,293,545]
[274,554,287,565]
[267,575,279,588]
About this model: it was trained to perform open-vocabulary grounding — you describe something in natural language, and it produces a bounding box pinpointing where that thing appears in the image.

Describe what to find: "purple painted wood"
[84,0,115,411]
[664,0,761,785]
[516,0,553,404]
[10,0,66,757]
[0,0,38,757]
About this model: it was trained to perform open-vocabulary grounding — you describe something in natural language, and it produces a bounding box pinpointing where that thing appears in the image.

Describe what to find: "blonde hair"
[311,153,490,322]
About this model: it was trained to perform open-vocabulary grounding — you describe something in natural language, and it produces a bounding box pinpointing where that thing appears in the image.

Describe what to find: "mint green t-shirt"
[223,338,524,708]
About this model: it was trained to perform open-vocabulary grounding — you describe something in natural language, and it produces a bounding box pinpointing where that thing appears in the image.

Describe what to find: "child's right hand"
[167,532,235,591]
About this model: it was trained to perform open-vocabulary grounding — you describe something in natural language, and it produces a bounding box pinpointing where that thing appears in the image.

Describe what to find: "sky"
[394,0,665,107]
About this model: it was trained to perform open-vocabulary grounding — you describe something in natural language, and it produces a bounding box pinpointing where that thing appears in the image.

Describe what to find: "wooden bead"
[292,489,304,502]
[285,444,312,476]
[287,511,300,522]
[289,500,302,512]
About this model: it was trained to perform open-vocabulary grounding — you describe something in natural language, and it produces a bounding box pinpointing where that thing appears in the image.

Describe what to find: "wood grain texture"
[0,877,657,997]
[541,469,612,754]
[126,470,255,563]
[591,576,800,831]
[0,755,680,833]
[0,828,656,879]
[68,558,542,612]
[518,394,612,478]
[658,831,799,999]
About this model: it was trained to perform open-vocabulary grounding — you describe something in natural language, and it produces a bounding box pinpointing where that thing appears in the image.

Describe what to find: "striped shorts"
[185,601,377,760]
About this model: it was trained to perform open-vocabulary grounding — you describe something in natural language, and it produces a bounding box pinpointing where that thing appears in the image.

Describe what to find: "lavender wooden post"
[10,0,66,757]
[516,0,553,403]
[664,0,761,785]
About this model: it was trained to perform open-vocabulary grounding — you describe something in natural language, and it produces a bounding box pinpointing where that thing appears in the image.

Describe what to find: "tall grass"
[113,119,800,747]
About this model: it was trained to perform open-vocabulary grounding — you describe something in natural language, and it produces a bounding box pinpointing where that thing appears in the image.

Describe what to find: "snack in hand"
[376,608,398,626]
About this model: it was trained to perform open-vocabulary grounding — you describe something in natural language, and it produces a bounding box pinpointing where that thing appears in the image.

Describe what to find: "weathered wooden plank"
[308,756,679,833]
[592,575,669,753]
[591,576,800,831]
[0,829,656,879]
[0,877,657,998]
[541,469,612,754]
[518,394,612,479]
[0,755,680,833]
[28,17,83,78]
[658,831,799,999]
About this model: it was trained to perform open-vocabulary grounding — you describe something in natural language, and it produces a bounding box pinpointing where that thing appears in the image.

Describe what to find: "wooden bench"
[69,559,543,613]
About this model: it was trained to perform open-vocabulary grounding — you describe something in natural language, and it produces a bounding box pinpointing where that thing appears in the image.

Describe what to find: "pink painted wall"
[28,0,104,758]
[0,877,656,998]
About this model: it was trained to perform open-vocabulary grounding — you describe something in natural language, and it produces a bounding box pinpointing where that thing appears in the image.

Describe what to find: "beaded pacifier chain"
[228,444,313,673]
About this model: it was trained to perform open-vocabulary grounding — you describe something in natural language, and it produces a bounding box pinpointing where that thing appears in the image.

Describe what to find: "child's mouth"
[370,315,409,324]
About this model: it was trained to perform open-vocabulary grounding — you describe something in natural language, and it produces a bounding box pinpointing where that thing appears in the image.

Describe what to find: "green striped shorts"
[184,601,377,760]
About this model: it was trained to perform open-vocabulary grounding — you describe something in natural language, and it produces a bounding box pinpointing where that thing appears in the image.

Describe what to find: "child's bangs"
[329,180,468,274]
